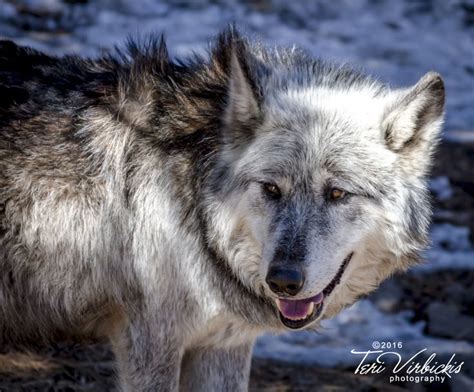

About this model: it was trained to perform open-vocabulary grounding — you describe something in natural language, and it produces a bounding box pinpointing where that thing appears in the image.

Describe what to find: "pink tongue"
[278,292,324,319]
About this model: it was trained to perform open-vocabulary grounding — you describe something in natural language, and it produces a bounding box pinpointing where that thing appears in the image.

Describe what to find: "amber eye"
[329,188,346,201]
[262,183,281,199]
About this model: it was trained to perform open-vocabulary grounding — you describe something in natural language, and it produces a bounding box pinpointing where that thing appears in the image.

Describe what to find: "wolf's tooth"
[276,299,281,312]
[307,302,314,316]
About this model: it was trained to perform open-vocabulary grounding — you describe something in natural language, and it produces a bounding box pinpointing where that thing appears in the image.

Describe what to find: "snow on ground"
[0,0,473,133]
[1,0,473,371]
[422,223,474,271]
[254,300,474,368]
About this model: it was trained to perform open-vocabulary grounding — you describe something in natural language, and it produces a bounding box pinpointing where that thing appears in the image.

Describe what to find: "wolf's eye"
[329,188,346,201]
[262,183,281,200]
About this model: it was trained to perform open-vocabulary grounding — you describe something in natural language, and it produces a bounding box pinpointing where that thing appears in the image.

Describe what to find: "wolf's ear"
[213,28,262,161]
[224,47,260,136]
[383,72,445,158]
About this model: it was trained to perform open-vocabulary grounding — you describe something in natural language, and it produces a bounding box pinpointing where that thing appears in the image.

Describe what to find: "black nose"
[265,267,305,296]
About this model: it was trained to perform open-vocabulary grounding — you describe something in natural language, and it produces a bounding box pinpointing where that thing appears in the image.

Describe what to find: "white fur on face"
[211,71,444,323]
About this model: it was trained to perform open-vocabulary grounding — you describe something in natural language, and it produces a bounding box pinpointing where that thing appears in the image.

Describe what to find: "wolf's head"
[202,30,445,330]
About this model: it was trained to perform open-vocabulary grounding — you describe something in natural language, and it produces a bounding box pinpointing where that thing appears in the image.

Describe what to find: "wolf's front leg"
[111,313,184,392]
[179,342,254,392]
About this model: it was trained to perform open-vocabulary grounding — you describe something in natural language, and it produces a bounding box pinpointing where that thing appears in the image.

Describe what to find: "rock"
[369,278,404,313]
[450,372,474,392]
[426,302,474,341]
[445,281,474,305]
[430,176,454,202]
[16,0,64,14]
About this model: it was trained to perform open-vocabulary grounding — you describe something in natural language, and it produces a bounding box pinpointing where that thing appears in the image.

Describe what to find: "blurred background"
[0,1,473,391]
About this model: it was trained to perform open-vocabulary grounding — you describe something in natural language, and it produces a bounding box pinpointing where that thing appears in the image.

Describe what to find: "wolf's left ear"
[383,72,445,159]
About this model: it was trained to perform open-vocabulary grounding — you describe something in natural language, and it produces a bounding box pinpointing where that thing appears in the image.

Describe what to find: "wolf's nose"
[266,268,305,296]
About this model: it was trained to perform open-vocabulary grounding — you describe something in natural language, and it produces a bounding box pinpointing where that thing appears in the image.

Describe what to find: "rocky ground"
[0,141,472,391]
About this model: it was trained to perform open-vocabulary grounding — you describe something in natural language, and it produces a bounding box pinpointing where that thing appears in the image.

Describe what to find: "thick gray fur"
[0,28,445,391]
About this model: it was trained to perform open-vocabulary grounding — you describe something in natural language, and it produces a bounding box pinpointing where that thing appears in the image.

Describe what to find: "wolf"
[0,28,444,391]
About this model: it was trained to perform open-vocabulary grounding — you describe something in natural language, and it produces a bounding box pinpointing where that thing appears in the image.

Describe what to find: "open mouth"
[276,252,353,329]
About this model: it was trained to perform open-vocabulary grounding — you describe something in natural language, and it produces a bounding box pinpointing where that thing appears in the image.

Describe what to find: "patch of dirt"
[0,346,412,392]
[372,269,474,320]
[250,358,409,392]
[0,343,115,391]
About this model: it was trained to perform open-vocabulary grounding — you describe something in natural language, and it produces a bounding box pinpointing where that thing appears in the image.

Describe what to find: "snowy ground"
[1,0,473,136]
[255,300,474,368]
[1,0,473,389]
